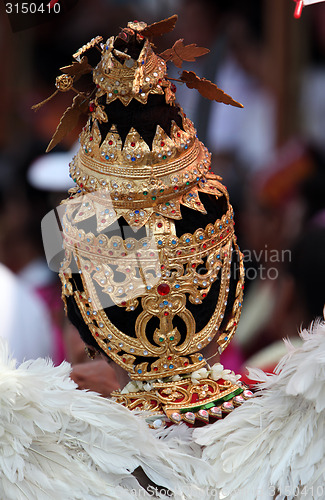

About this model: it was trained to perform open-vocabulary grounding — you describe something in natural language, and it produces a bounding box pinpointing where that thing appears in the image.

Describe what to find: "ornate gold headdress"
[41,16,251,426]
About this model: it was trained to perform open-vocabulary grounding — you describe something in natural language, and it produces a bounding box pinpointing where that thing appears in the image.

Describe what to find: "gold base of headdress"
[111,376,254,426]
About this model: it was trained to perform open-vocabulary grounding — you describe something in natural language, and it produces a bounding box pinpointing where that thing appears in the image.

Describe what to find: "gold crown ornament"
[40,15,250,427]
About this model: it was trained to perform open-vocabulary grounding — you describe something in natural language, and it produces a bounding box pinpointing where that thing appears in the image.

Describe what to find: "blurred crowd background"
[1,0,325,392]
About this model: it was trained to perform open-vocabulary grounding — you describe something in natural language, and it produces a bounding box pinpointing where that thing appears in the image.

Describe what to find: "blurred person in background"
[238,141,325,375]
[0,186,54,362]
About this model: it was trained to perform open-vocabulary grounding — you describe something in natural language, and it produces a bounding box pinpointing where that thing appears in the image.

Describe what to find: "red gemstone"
[108,140,113,145]
[154,367,158,371]
[167,356,172,360]
[203,244,207,249]
[89,104,95,112]
[157,222,163,228]
[164,311,169,316]
[202,293,207,298]
[161,265,165,270]
[122,358,126,363]
[184,362,189,367]
[161,141,165,147]
[121,301,126,306]
[157,283,170,296]
[177,132,181,137]
[191,263,196,268]
[131,142,135,147]
[89,136,93,141]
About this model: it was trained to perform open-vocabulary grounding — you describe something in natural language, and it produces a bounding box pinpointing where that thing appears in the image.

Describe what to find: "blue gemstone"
[175,284,180,289]
[86,311,90,316]
[211,229,214,234]
[99,240,103,244]
[198,356,203,361]
[108,346,112,350]
[96,267,100,271]
[105,155,109,160]
[113,242,118,247]
[158,240,162,245]
[105,209,109,214]
[217,254,220,259]
[196,177,200,181]
[163,300,168,305]
[185,145,188,150]
[131,157,136,162]
[147,286,152,290]
[239,302,242,307]
[138,369,142,374]
[126,243,131,248]
[87,238,90,242]
[185,238,190,243]
[219,225,222,229]
[135,210,139,214]
[224,337,228,341]
[199,235,203,240]
[142,242,147,247]
[226,219,229,223]
[169,365,174,369]
[172,240,177,245]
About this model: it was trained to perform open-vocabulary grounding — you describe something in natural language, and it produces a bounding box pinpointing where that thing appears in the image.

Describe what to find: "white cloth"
[0,263,54,362]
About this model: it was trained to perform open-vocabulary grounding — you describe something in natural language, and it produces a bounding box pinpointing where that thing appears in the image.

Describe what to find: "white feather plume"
[1,317,325,499]
[0,338,215,499]
[194,319,325,499]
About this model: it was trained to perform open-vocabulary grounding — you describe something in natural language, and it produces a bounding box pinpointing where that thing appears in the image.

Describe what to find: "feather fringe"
[1,319,325,498]
[194,319,325,499]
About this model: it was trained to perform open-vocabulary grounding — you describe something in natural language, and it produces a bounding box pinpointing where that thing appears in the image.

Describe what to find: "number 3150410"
[6,3,61,14]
